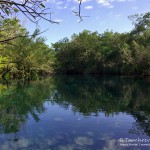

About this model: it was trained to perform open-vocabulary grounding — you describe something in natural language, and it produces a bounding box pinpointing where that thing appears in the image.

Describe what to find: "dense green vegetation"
[0,12,150,79]
[0,19,55,79]
[53,12,150,75]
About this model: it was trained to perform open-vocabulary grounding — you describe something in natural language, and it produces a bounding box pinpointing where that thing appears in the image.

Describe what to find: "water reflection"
[0,75,150,149]
[52,76,150,113]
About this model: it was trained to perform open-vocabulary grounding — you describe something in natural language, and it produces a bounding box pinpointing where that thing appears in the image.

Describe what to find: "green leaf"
[13,8,19,13]
[5,8,10,15]
[40,3,45,8]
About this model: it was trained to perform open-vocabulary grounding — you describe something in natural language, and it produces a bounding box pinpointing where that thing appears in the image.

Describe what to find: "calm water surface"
[0,75,150,150]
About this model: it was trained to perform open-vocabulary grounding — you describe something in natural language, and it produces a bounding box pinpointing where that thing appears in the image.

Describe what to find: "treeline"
[53,12,150,75]
[0,12,150,79]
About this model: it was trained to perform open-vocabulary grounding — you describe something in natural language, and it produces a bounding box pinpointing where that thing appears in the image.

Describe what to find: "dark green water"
[0,75,150,150]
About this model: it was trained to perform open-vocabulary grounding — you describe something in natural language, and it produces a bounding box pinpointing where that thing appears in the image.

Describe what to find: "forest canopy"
[0,12,150,79]
[52,12,150,75]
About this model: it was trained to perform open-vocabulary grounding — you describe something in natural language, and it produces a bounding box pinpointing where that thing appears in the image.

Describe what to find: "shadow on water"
[0,75,150,149]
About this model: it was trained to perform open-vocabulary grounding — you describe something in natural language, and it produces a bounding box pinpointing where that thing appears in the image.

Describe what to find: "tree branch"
[0,0,59,24]
[0,29,48,43]
[72,0,89,22]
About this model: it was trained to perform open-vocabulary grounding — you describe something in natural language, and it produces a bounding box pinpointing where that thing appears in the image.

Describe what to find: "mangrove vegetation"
[0,12,150,79]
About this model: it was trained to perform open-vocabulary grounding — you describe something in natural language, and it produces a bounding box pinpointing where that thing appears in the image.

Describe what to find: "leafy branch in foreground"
[0,29,48,43]
[0,0,84,42]
[0,0,59,24]
[0,0,84,23]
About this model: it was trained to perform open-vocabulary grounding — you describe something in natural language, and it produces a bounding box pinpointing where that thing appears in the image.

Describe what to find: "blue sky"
[20,0,150,45]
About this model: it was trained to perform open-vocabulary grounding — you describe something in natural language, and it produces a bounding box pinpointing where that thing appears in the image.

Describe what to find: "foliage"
[0,0,60,24]
[129,12,150,35]
[0,18,54,79]
[0,12,150,78]
[53,12,150,75]
[0,0,83,26]
[0,77,54,134]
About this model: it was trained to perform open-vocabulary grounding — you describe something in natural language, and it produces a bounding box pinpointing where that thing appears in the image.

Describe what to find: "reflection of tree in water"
[0,78,54,139]
[129,111,150,136]
[52,75,150,114]
[51,75,150,136]
[0,76,150,137]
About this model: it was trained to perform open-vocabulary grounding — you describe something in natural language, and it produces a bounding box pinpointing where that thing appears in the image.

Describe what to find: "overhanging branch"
[0,0,59,24]
[0,29,48,43]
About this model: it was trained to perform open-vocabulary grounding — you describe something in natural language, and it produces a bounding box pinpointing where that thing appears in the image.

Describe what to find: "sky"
[19,0,150,45]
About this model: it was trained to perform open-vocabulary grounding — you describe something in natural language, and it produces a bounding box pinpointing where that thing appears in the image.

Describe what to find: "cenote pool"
[0,75,150,150]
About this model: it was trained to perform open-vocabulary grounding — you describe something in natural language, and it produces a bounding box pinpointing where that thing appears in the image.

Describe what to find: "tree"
[0,0,83,23]
[52,12,150,75]
[0,0,83,43]
[0,0,58,24]
[129,12,150,36]
[0,18,27,43]
[0,18,54,79]
[53,30,101,73]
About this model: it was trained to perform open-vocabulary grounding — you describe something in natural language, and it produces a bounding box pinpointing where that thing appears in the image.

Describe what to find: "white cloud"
[82,0,92,2]
[84,5,93,9]
[53,19,63,23]
[97,0,110,6]
[95,0,136,8]
[64,6,68,9]
[56,1,64,5]
[96,0,113,8]
[108,5,114,8]
[45,0,136,9]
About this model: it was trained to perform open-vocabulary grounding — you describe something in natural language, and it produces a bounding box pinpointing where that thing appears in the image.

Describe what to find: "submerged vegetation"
[0,12,150,79]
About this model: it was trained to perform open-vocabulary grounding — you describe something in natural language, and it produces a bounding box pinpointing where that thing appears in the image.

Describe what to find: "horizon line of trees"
[52,12,150,75]
[0,12,150,79]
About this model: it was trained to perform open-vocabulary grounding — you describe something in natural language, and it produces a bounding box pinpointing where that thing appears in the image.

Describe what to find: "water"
[0,75,150,150]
